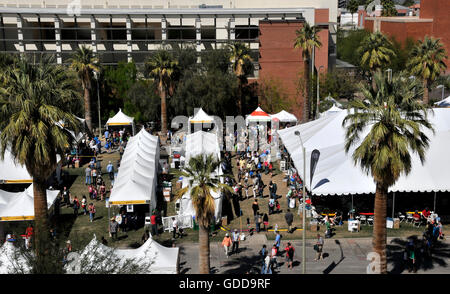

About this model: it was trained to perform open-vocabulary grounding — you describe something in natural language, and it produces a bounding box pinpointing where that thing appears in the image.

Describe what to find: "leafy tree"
[294,22,322,122]
[69,45,99,133]
[343,71,433,273]
[0,55,80,272]
[407,36,448,105]
[337,29,370,68]
[381,0,397,16]
[258,77,290,114]
[389,37,417,73]
[125,80,161,123]
[357,32,396,89]
[347,0,360,27]
[146,50,179,138]
[175,154,233,274]
[228,42,253,114]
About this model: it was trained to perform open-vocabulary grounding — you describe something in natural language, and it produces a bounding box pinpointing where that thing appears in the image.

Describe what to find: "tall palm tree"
[343,71,433,274]
[146,50,178,139]
[228,42,253,115]
[0,55,80,272]
[69,45,99,134]
[407,36,448,105]
[294,22,322,122]
[176,154,232,274]
[357,32,396,90]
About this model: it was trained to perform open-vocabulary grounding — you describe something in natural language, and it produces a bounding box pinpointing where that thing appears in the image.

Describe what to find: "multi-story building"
[0,0,338,120]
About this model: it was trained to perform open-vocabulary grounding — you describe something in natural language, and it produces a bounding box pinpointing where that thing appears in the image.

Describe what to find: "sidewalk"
[177,236,450,274]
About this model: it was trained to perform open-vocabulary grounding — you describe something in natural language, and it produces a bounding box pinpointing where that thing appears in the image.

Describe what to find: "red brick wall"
[315,9,329,74]
[380,21,433,43]
[364,19,374,31]
[259,20,306,121]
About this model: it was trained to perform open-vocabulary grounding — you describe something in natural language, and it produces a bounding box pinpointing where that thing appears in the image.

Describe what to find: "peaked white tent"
[0,185,60,221]
[320,104,344,118]
[0,150,32,184]
[270,110,298,123]
[109,129,159,211]
[278,108,450,195]
[68,235,179,274]
[434,96,450,107]
[246,106,272,123]
[179,131,223,222]
[189,108,214,124]
[106,108,135,135]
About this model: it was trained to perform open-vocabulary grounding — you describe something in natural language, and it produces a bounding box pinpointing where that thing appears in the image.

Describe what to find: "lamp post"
[316,65,325,119]
[93,70,101,136]
[436,85,445,101]
[294,130,306,274]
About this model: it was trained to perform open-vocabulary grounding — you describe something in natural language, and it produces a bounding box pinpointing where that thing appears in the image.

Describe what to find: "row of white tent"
[278,107,450,195]
[178,131,224,222]
[0,234,179,274]
[108,129,159,211]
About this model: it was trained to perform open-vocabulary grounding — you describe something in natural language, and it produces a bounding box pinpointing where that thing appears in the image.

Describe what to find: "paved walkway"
[177,236,450,274]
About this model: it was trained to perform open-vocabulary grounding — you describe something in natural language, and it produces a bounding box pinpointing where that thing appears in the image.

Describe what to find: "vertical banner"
[310,149,320,189]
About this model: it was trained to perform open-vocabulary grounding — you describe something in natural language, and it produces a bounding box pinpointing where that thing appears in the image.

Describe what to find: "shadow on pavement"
[221,254,263,274]
[387,235,450,274]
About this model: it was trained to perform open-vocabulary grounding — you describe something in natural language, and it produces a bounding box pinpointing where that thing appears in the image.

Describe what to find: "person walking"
[72,196,79,216]
[150,212,158,236]
[106,161,114,181]
[222,233,232,258]
[172,217,179,240]
[62,186,70,207]
[285,209,294,233]
[110,217,119,240]
[88,203,96,222]
[275,232,282,252]
[271,244,278,271]
[264,254,272,274]
[91,168,98,186]
[252,199,259,216]
[85,166,92,185]
[315,234,324,261]
[232,229,240,255]
[262,213,269,231]
[81,196,87,215]
[259,245,267,273]
[285,242,295,270]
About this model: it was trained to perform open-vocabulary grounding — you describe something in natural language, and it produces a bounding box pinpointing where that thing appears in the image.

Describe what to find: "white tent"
[278,108,450,195]
[320,104,344,118]
[0,185,60,221]
[109,129,159,211]
[68,235,178,274]
[246,106,272,123]
[106,108,135,135]
[0,150,32,184]
[270,110,298,123]
[188,108,214,124]
[434,96,450,107]
[179,131,223,223]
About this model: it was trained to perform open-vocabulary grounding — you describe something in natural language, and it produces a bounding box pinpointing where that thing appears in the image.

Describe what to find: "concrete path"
[177,236,450,274]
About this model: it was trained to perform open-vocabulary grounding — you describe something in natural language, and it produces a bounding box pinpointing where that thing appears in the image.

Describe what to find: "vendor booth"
[105,108,135,135]
[270,110,298,125]
[188,108,215,134]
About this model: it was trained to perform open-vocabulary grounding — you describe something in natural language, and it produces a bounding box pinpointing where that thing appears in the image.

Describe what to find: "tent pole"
[351,195,353,212]
[434,191,436,213]
[392,192,395,219]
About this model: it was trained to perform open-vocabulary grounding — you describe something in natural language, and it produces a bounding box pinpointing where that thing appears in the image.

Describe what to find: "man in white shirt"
[231,229,240,255]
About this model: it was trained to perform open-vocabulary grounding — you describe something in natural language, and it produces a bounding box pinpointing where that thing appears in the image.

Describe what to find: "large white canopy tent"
[278,108,450,196]
[106,108,135,135]
[319,104,344,118]
[434,96,450,107]
[109,129,159,211]
[0,150,32,184]
[246,106,272,123]
[178,131,223,223]
[0,185,60,221]
[67,235,179,274]
[270,110,298,123]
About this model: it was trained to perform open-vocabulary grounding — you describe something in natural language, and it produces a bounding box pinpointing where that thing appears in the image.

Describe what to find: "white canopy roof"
[109,129,159,209]
[184,131,221,163]
[0,149,32,184]
[188,108,214,124]
[434,96,450,107]
[278,108,450,195]
[270,110,298,123]
[0,185,60,221]
[246,107,272,122]
[69,235,178,274]
[320,105,344,118]
[106,108,135,126]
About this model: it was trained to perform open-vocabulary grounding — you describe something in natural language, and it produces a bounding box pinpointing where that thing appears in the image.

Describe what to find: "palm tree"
[347,0,360,28]
[146,50,178,139]
[0,55,80,272]
[357,32,396,89]
[69,45,99,134]
[228,42,253,115]
[407,36,448,105]
[294,22,322,122]
[343,71,433,274]
[176,154,232,274]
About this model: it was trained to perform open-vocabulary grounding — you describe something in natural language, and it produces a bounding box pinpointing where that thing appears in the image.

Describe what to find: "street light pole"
[437,85,445,100]
[93,71,101,137]
[294,131,306,274]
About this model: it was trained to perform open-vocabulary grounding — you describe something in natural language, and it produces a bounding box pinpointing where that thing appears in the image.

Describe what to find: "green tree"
[145,50,179,138]
[69,45,99,133]
[407,36,448,105]
[347,0,360,27]
[0,55,80,272]
[228,42,253,114]
[343,71,433,274]
[357,32,396,89]
[258,77,290,114]
[381,0,397,16]
[176,154,233,274]
[125,80,161,123]
[337,29,370,67]
[294,22,322,122]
